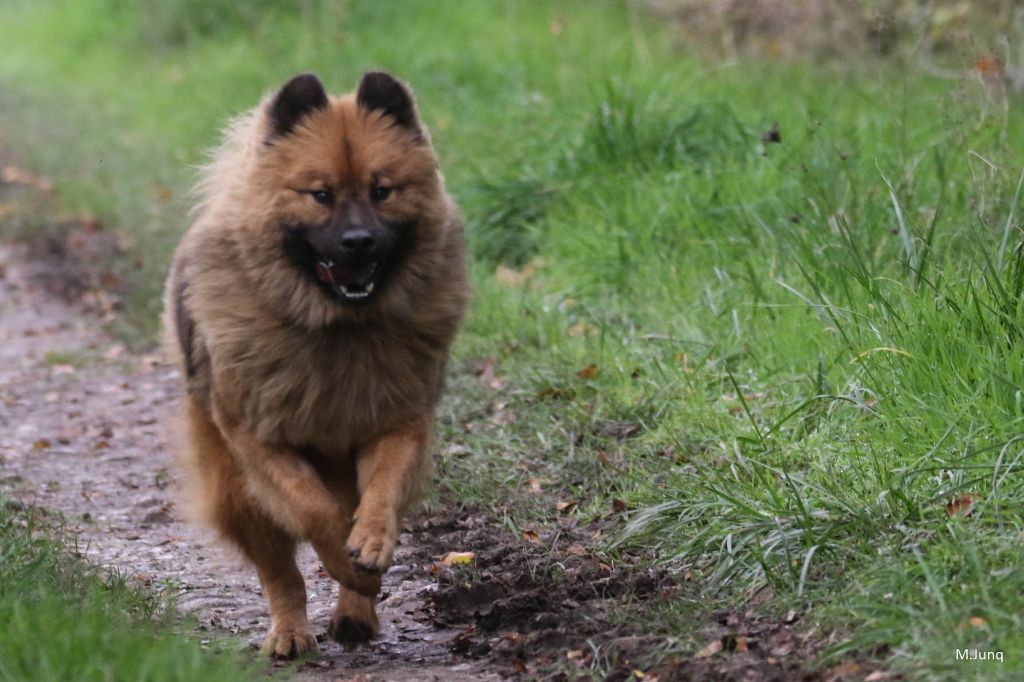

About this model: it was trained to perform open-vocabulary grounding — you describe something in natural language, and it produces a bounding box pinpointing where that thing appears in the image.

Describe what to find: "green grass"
[1,1,1022,680]
[0,500,260,681]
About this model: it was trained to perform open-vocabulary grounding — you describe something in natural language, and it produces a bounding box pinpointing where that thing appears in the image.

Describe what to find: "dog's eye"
[310,189,333,206]
[370,185,392,203]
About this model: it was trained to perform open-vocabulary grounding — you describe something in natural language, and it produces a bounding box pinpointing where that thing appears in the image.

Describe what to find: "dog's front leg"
[347,419,430,573]
[212,405,382,598]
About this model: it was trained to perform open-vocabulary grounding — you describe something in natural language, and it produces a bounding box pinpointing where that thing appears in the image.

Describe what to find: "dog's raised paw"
[346,514,397,573]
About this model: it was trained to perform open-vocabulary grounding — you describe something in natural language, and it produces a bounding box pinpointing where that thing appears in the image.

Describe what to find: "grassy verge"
[0,500,260,681]
[1,0,1022,679]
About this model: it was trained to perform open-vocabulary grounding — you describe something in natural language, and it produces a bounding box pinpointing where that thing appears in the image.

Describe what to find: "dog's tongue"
[315,261,374,286]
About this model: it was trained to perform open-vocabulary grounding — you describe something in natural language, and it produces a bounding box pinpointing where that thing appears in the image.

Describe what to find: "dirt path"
[0,243,503,681]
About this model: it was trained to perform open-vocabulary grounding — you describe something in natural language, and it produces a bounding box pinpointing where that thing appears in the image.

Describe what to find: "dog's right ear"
[267,73,329,139]
[357,71,420,133]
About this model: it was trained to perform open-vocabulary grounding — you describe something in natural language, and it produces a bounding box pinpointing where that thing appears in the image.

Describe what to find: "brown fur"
[162,72,468,658]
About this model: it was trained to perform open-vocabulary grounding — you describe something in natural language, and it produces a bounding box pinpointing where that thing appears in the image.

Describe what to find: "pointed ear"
[267,73,329,139]
[356,71,420,132]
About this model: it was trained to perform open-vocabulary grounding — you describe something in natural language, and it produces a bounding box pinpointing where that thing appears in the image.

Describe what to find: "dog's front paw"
[346,511,398,574]
[260,625,318,659]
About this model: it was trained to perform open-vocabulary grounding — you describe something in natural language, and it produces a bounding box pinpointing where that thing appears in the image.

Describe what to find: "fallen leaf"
[494,258,543,288]
[472,357,505,390]
[864,672,896,682]
[495,265,528,287]
[522,529,542,544]
[555,499,578,514]
[527,476,543,495]
[694,639,723,658]
[735,635,749,652]
[946,494,978,517]
[103,344,126,361]
[595,421,641,439]
[449,629,477,654]
[825,662,861,681]
[440,551,476,566]
[771,640,794,657]
[612,498,627,513]
[975,55,1005,82]
[568,321,597,337]
[1,165,53,191]
[75,212,102,232]
[577,363,599,379]
[674,352,694,373]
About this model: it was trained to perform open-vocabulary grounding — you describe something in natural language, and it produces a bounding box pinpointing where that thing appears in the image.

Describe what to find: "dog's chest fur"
[204,312,442,454]
[185,254,447,457]
[223,320,441,453]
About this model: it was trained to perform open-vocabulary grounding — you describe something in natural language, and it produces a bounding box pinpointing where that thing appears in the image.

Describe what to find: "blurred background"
[0,0,1020,332]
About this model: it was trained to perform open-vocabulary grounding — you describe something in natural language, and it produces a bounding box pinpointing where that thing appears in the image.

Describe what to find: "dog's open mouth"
[315,260,379,301]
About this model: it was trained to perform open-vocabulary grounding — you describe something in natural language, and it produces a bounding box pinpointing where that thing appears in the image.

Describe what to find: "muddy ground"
[0,215,846,681]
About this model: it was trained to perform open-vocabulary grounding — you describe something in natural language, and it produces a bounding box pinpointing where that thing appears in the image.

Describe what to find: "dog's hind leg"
[184,399,316,658]
[229,510,315,658]
[329,585,380,644]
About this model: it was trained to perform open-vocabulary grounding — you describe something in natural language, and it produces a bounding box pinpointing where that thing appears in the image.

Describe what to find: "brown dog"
[162,71,468,657]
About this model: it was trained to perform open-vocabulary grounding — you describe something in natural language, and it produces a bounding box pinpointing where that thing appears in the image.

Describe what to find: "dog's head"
[234,71,459,328]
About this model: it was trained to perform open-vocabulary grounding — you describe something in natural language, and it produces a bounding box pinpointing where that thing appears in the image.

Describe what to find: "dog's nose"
[341,229,375,254]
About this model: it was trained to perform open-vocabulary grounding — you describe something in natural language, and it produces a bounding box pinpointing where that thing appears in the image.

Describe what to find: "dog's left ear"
[357,71,421,134]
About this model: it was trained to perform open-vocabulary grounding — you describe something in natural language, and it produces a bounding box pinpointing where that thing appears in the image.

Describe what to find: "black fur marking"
[356,71,420,134]
[267,73,329,140]
[329,615,376,644]
[173,261,197,379]
[281,218,417,305]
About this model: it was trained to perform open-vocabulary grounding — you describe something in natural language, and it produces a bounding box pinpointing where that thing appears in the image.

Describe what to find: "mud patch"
[0,164,124,313]
[412,510,848,681]
[18,215,125,318]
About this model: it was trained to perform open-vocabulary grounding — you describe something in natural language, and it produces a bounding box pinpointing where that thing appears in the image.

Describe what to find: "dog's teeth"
[338,284,368,300]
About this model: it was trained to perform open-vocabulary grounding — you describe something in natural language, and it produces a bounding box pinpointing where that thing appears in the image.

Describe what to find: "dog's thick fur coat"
[163,71,468,657]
